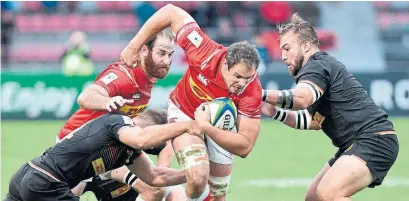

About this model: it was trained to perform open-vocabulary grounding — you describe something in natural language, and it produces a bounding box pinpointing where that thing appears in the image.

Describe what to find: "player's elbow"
[132,137,148,150]
[148,172,167,187]
[293,95,312,109]
[76,92,87,107]
[163,3,178,16]
[237,146,253,158]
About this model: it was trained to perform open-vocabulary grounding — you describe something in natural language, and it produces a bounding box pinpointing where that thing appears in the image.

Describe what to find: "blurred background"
[1,1,408,201]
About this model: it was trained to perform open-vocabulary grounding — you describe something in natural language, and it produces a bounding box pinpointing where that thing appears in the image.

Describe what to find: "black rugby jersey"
[295,52,394,150]
[32,114,141,188]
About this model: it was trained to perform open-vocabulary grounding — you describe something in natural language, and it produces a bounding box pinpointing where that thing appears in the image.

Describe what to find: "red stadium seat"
[15,15,31,32]
[116,2,132,11]
[81,14,100,32]
[9,43,127,62]
[66,15,82,31]
[122,15,138,30]
[101,15,119,31]
[23,1,42,12]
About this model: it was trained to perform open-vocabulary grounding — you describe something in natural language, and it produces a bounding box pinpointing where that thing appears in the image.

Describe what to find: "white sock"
[135,195,145,201]
[186,184,210,201]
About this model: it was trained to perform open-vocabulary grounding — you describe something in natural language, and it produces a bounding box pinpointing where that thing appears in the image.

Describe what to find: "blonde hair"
[277,13,319,46]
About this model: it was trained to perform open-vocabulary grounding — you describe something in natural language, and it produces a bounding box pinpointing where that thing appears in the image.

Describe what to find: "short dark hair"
[226,41,260,70]
[139,108,168,125]
[277,13,319,46]
[145,28,174,50]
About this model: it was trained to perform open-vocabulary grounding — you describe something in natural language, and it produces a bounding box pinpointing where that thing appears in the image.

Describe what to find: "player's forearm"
[128,4,184,50]
[263,88,312,110]
[200,124,254,158]
[135,122,192,150]
[150,167,187,187]
[77,87,110,110]
[265,106,319,130]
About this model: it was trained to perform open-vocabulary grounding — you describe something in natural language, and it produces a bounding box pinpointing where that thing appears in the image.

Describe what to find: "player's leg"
[304,164,331,201]
[172,133,210,200]
[168,99,210,201]
[5,163,31,201]
[316,133,398,201]
[19,167,79,201]
[206,135,234,201]
[305,149,341,201]
[316,155,373,201]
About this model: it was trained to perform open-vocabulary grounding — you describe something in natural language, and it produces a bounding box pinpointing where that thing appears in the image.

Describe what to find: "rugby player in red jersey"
[121,4,263,201]
[58,29,185,201]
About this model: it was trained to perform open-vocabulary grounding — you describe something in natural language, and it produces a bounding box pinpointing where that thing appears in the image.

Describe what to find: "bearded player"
[58,29,185,201]
[121,4,263,201]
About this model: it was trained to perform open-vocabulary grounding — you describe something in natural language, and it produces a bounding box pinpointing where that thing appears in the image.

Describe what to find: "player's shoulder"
[97,60,129,78]
[104,113,135,126]
[95,60,136,87]
[295,52,334,81]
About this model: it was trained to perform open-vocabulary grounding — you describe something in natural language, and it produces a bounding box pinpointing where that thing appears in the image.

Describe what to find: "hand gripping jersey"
[170,22,262,119]
[58,60,156,140]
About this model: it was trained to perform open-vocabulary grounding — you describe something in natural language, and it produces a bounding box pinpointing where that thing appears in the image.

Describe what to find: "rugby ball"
[208,97,237,131]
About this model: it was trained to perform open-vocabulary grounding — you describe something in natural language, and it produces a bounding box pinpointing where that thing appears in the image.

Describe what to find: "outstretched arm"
[117,121,195,150]
[262,81,324,110]
[127,153,186,187]
[262,102,321,130]
[121,4,194,66]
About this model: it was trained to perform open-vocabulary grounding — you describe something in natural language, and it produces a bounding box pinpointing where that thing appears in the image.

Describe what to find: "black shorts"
[84,176,139,201]
[5,163,79,201]
[328,132,399,188]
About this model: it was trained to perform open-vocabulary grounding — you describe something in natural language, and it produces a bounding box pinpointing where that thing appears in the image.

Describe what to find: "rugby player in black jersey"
[5,108,201,201]
[262,13,399,201]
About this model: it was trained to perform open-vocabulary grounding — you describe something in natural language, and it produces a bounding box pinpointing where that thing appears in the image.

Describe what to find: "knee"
[186,167,209,189]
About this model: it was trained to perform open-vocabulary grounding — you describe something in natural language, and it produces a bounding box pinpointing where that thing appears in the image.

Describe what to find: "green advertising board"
[1,73,182,120]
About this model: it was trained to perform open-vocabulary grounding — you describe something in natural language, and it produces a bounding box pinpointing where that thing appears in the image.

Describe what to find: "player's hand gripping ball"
[196,97,237,131]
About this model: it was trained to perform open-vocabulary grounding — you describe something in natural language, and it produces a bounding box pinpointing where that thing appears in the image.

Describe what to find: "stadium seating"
[374,1,409,71]
[15,14,138,33]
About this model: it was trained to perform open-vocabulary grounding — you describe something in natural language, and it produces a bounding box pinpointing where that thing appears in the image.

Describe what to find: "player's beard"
[292,50,304,76]
[144,52,170,79]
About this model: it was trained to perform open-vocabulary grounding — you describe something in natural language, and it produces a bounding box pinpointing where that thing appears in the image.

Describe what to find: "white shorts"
[168,99,234,165]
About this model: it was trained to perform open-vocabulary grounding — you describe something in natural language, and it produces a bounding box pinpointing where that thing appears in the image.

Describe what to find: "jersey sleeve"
[237,78,263,119]
[295,60,330,93]
[106,114,135,141]
[94,68,132,97]
[176,22,221,69]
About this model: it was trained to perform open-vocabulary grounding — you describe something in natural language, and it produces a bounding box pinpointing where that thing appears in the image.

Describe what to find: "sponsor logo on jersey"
[189,76,213,101]
[101,72,118,85]
[110,184,131,198]
[119,104,147,118]
[197,74,208,86]
[132,93,141,101]
[313,112,325,126]
[92,158,106,175]
[187,30,203,48]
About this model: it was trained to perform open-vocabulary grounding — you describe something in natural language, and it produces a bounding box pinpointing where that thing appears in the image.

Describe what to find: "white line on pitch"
[243,178,409,188]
